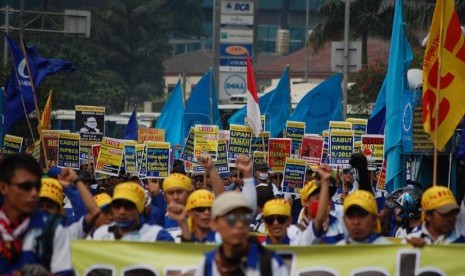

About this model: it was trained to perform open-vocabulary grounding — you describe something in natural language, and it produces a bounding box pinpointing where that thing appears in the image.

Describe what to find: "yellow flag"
[39,91,53,131]
[422,0,465,150]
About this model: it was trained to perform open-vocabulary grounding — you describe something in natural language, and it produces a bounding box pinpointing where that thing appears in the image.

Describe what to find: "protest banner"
[285,121,305,156]
[180,127,196,163]
[251,131,270,153]
[282,158,307,194]
[228,124,252,160]
[322,130,329,164]
[346,118,368,142]
[268,138,291,172]
[72,241,465,276]
[75,105,105,146]
[138,128,165,143]
[145,141,170,178]
[361,134,385,170]
[299,135,324,166]
[3,134,23,154]
[253,151,268,169]
[94,137,124,176]
[42,132,58,168]
[57,132,80,169]
[329,129,354,166]
[329,121,352,130]
[124,141,138,173]
[194,125,219,161]
[215,138,229,174]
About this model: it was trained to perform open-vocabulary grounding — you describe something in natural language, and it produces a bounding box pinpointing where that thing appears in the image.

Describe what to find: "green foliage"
[349,58,387,105]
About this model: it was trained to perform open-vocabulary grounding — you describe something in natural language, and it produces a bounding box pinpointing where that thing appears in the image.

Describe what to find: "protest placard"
[138,128,165,143]
[300,135,324,166]
[145,142,170,178]
[95,137,124,176]
[377,160,387,190]
[268,138,291,172]
[322,130,330,164]
[75,105,105,146]
[253,151,268,169]
[135,144,144,172]
[180,127,196,163]
[58,132,80,169]
[329,121,352,130]
[42,132,58,168]
[347,118,368,142]
[285,121,305,156]
[329,129,354,166]
[124,141,138,173]
[194,125,218,161]
[228,124,252,161]
[139,145,147,178]
[3,134,23,154]
[361,135,384,170]
[282,158,307,194]
[250,131,270,152]
[216,138,229,174]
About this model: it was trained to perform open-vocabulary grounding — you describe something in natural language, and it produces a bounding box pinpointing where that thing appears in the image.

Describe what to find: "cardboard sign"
[268,138,291,172]
[361,135,385,170]
[42,132,59,168]
[329,129,354,166]
[253,151,268,169]
[95,137,124,176]
[377,160,387,190]
[180,127,196,163]
[228,124,252,160]
[57,132,81,169]
[251,131,270,152]
[300,135,324,166]
[194,125,219,161]
[346,118,367,142]
[3,134,23,154]
[145,142,170,178]
[285,121,305,156]
[282,158,307,194]
[75,105,105,146]
[216,138,229,174]
[322,130,330,164]
[124,142,138,173]
[138,128,165,143]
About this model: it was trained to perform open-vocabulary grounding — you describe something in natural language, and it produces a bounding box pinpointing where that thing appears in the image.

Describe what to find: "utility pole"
[342,0,351,120]
[304,0,309,82]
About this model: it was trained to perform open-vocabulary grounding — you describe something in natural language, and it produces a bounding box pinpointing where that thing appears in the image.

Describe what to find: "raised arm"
[197,154,224,196]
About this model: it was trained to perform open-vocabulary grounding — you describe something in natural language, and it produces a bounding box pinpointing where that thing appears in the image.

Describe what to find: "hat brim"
[215,204,252,218]
[435,203,459,214]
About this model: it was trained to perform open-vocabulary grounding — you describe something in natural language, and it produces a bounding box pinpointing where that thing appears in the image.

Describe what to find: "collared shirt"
[298,214,345,245]
[92,223,174,242]
[337,233,391,245]
[405,222,463,244]
[189,230,221,244]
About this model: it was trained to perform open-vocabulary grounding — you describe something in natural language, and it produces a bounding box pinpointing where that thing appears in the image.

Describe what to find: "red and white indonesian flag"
[246,53,262,137]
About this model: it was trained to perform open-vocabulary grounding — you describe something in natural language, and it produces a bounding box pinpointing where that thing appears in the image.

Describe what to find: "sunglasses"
[264,215,288,225]
[112,200,136,210]
[224,213,253,227]
[193,206,211,213]
[11,181,41,192]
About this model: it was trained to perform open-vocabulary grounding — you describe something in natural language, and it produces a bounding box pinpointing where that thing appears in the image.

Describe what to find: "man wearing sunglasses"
[262,198,301,245]
[406,186,465,246]
[195,191,287,276]
[92,182,174,242]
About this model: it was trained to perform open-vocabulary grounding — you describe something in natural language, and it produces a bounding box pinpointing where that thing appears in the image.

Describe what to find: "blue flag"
[156,80,184,147]
[262,68,291,137]
[3,35,75,134]
[289,73,342,134]
[228,90,274,126]
[182,68,222,138]
[367,79,387,134]
[385,0,413,192]
[123,109,138,141]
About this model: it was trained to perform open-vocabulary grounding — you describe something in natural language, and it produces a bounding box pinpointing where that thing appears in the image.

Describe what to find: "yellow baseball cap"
[40,178,63,208]
[186,189,214,211]
[94,193,112,210]
[300,180,320,205]
[112,182,145,213]
[421,186,459,220]
[263,199,291,217]
[343,190,380,233]
[163,173,191,192]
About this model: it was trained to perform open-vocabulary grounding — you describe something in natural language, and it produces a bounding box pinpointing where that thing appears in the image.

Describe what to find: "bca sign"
[219,72,247,101]
[221,1,254,15]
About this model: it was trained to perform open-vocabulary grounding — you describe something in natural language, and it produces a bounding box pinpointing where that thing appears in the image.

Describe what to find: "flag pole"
[19,36,48,170]
[432,1,446,187]
[209,67,213,125]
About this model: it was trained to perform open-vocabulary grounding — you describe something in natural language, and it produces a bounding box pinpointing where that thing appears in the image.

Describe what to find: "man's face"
[342,171,353,183]
[39,197,60,215]
[211,208,252,247]
[95,208,113,229]
[190,206,212,230]
[426,209,458,236]
[164,187,189,205]
[111,199,140,224]
[0,169,40,216]
[86,117,98,128]
[264,215,291,240]
[344,207,376,242]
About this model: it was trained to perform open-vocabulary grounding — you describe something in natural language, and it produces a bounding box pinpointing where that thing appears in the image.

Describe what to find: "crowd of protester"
[1,152,464,275]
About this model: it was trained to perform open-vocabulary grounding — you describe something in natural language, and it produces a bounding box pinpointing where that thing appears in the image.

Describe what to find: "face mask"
[309,201,319,218]
[114,220,137,229]
[258,173,268,180]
